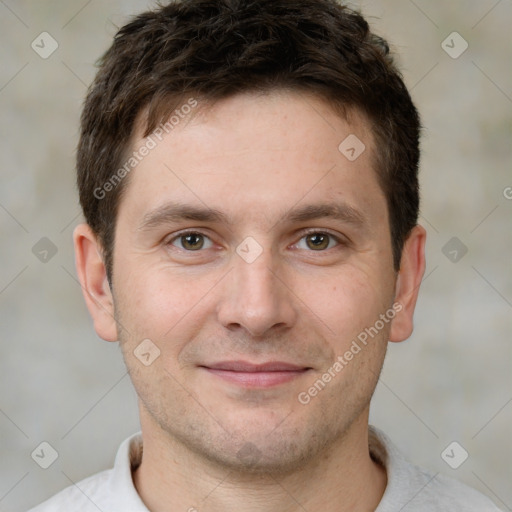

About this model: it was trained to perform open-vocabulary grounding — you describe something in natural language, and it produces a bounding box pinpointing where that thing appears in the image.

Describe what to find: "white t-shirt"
[27,426,503,511]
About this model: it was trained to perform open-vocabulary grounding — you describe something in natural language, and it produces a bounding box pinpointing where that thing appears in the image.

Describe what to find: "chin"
[202,436,310,477]
[171,416,338,477]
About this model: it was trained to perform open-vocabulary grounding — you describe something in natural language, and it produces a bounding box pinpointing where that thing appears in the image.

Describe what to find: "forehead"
[118,91,385,229]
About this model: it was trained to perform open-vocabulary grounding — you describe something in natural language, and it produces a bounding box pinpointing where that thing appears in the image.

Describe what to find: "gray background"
[1,0,511,510]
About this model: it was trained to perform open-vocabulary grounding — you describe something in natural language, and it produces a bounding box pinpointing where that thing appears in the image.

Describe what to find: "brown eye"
[181,233,204,250]
[170,232,212,251]
[304,233,332,251]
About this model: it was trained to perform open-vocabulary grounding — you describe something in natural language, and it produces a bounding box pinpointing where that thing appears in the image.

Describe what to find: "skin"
[74,91,426,512]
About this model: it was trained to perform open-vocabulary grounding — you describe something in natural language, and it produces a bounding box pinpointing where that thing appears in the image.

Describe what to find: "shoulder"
[424,471,503,510]
[393,459,502,511]
[26,469,112,511]
[26,432,146,512]
[370,426,503,512]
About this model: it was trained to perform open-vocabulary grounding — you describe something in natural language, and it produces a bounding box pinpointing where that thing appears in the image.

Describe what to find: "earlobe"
[73,223,118,342]
[389,224,426,343]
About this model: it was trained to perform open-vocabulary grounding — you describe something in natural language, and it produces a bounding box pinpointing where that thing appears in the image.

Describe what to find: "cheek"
[115,266,218,346]
[308,268,393,343]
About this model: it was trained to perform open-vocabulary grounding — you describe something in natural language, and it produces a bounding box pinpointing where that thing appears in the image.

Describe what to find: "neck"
[133,410,387,512]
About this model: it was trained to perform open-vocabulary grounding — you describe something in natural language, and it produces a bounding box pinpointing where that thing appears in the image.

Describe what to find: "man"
[29,0,502,510]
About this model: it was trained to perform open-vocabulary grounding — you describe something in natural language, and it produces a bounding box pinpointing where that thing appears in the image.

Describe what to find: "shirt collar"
[107,431,148,510]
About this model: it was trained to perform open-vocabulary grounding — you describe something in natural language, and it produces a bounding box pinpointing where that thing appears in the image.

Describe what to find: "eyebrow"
[138,201,367,231]
[283,203,366,227]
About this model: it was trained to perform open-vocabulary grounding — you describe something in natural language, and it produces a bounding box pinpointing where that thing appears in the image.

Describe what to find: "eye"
[168,232,213,251]
[295,231,341,251]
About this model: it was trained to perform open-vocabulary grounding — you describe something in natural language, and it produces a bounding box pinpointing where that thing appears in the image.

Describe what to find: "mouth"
[199,360,312,388]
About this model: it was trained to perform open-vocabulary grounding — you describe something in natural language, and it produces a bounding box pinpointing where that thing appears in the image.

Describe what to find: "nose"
[216,247,297,338]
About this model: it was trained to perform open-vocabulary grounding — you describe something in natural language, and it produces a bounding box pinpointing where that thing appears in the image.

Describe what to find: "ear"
[389,224,426,343]
[73,223,118,342]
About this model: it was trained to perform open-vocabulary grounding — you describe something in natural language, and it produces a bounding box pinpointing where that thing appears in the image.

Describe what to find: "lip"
[200,360,311,388]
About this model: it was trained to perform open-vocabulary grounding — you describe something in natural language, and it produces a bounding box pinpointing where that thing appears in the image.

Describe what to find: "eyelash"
[166,229,347,253]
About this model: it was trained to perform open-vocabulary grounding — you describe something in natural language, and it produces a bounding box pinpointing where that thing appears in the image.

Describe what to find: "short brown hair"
[77,0,421,282]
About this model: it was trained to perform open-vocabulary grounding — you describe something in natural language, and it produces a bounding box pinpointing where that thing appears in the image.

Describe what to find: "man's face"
[108,92,400,472]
